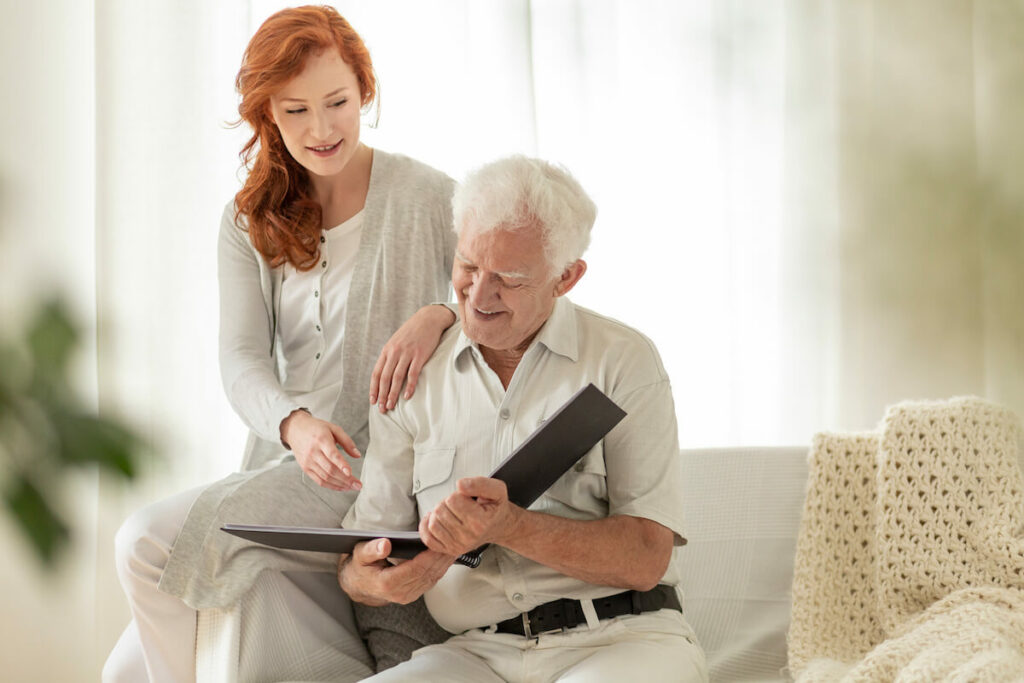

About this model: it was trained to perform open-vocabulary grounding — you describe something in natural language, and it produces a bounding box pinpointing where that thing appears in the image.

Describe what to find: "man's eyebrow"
[455,251,529,280]
[280,87,352,103]
[496,269,530,280]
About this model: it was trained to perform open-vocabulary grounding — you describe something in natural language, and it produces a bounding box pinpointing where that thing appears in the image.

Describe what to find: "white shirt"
[278,211,363,420]
[344,297,688,633]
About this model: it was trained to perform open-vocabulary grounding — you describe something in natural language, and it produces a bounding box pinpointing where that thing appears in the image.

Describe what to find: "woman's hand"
[280,409,362,491]
[370,304,456,413]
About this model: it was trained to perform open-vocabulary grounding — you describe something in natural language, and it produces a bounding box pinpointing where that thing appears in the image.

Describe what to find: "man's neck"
[477,319,548,389]
[479,347,526,390]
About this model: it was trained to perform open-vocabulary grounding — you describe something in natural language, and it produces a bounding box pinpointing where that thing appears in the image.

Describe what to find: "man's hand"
[280,409,362,491]
[337,538,455,606]
[418,477,522,556]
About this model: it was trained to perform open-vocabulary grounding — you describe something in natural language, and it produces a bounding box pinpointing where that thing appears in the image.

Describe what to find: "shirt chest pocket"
[542,444,609,513]
[412,446,457,514]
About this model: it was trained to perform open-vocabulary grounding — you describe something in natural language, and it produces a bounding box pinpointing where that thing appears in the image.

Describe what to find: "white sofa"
[196,445,810,683]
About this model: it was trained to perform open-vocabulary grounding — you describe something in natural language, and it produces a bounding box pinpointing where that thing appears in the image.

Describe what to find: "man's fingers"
[456,476,506,500]
[419,511,454,552]
[354,538,391,564]
[420,504,476,554]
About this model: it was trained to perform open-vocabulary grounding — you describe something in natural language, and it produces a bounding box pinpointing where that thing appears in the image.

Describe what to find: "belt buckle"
[521,612,567,640]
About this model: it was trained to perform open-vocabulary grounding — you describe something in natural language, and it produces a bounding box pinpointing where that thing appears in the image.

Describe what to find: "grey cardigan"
[218,149,457,471]
[160,150,455,607]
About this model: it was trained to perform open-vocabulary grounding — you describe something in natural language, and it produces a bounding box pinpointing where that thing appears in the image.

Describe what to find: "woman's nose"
[311,109,332,140]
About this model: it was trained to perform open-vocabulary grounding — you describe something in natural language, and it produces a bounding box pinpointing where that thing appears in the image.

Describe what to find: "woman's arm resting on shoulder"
[370,304,456,412]
[280,408,363,491]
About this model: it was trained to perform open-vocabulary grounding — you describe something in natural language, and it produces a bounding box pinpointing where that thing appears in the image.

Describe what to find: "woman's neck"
[311,144,374,229]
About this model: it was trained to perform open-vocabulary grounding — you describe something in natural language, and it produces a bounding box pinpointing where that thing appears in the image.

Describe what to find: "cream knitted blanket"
[788,397,1024,682]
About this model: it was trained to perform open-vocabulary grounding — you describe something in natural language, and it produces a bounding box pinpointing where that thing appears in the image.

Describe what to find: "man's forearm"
[498,511,673,591]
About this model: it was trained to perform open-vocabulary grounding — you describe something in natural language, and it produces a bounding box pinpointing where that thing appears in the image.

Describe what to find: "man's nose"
[467,275,497,307]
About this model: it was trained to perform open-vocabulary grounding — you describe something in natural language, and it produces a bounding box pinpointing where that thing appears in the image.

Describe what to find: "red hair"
[233,5,377,270]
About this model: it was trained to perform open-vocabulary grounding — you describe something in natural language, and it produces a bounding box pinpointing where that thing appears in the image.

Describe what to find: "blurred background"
[1,0,1022,680]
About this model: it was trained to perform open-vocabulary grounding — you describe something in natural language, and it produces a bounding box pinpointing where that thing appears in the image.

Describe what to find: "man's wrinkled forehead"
[455,224,545,278]
[453,248,531,281]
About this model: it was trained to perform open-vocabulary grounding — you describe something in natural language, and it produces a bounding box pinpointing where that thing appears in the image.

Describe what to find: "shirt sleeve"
[342,404,420,531]
[217,202,301,442]
[604,377,688,546]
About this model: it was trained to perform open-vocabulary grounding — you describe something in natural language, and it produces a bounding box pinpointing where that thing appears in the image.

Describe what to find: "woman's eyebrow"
[280,86,352,103]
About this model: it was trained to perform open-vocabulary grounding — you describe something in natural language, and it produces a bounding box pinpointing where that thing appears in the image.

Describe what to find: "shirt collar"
[452,296,580,368]
[533,296,579,362]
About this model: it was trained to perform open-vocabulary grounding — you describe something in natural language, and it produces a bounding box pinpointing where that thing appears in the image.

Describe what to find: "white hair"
[451,156,597,276]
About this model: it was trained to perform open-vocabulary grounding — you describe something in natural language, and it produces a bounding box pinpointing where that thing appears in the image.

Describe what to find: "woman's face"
[268,50,363,178]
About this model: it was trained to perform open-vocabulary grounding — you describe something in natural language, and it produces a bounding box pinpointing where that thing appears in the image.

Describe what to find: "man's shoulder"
[377,320,463,426]
[569,303,669,381]
[405,319,463,393]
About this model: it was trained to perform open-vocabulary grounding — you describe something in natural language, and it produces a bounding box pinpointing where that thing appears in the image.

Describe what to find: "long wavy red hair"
[233,5,377,270]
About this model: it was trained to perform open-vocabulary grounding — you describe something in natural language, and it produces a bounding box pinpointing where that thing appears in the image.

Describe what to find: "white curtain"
[2,1,1022,679]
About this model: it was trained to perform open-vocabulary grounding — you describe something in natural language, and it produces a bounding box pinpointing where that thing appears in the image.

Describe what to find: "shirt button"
[499,408,510,420]
[316,325,321,332]
[320,235,325,243]
[512,593,524,602]
[315,353,321,359]
[574,461,586,472]
[321,261,327,268]
[314,290,319,298]
[414,478,421,489]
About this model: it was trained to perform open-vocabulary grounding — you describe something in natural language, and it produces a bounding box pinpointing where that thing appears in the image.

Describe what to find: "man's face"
[453,224,563,354]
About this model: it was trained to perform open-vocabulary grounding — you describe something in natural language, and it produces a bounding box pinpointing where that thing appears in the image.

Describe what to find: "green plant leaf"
[26,299,77,384]
[50,411,142,479]
[3,475,70,566]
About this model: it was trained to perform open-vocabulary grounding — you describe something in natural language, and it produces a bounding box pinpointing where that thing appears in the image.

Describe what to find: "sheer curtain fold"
[783,0,1024,432]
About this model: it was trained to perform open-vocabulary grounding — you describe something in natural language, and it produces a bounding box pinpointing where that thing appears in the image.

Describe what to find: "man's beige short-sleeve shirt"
[343,297,687,634]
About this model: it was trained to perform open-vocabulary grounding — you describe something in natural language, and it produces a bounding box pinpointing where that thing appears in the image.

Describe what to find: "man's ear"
[554,259,587,297]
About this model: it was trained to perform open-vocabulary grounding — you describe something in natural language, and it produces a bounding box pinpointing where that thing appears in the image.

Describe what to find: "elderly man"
[338,156,707,682]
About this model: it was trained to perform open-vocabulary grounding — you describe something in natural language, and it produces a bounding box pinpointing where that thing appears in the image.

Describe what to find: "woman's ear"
[554,260,587,297]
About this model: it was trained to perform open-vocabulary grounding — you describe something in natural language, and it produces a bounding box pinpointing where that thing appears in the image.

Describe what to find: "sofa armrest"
[677,446,808,682]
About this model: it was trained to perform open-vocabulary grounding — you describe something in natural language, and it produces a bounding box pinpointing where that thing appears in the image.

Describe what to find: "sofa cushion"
[677,446,808,682]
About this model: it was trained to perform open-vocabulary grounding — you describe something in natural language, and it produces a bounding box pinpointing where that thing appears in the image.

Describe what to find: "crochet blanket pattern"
[788,397,1024,681]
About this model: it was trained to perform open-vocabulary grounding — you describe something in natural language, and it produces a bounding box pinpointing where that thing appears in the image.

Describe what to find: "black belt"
[494,585,681,638]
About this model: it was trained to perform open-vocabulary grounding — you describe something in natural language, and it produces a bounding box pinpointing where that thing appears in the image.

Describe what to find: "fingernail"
[377,540,386,553]
[387,399,395,410]
[353,481,362,490]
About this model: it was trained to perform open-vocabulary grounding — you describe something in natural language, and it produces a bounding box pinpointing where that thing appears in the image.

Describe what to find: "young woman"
[104,7,455,681]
